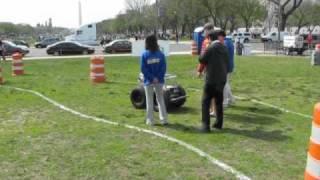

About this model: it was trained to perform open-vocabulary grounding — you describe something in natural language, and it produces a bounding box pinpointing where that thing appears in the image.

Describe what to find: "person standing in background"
[199,31,229,132]
[197,23,216,116]
[217,31,235,107]
[141,35,168,126]
[0,40,6,62]
[197,23,214,76]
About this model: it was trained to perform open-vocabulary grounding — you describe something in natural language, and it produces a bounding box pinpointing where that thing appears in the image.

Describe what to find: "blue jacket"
[140,50,167,85]
[224,38,235,73]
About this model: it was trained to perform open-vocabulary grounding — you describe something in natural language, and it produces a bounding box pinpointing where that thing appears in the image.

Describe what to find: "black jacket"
[199,41,229,90]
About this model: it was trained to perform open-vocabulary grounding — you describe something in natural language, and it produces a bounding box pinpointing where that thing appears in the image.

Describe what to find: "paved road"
[24,42,270,58]
[27,46,106,58]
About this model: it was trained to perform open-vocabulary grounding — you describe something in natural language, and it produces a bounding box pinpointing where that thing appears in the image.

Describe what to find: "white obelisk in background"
[78,1,83,26]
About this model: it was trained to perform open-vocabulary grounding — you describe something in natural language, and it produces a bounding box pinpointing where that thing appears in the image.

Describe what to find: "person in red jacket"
[197,23,215,115]
[197,23,214,76]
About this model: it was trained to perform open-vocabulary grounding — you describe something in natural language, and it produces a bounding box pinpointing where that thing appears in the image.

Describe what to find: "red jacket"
[197,37,210,73]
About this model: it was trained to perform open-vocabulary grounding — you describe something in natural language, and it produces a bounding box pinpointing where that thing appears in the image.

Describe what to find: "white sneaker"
[229,97,236,105]
[161,120,169,126]
[210,112,216,117]
[146,120,155,126]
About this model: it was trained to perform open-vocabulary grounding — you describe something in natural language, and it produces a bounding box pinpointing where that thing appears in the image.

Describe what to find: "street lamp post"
[155,0,160,36]
[277,0,281,55]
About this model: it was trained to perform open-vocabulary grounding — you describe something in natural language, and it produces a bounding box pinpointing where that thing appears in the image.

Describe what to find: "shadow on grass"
[231,104,282,116]
[165,123,200,134]
[221,128,290,141]
[165,123,289,141]
[225,112,279,125]
[168,106,199,115]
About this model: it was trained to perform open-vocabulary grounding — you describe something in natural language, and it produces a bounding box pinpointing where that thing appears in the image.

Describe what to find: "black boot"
[200,125,211,133]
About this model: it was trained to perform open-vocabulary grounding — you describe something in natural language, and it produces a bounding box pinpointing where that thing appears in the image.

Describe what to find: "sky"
[0,0,127,28]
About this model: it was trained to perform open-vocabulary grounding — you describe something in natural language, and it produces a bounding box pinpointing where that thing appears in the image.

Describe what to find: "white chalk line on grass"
[1,85,251,180]
[187,87,312,119]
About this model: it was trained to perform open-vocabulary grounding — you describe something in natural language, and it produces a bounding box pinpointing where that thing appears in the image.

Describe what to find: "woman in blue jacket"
[141,35,168,126]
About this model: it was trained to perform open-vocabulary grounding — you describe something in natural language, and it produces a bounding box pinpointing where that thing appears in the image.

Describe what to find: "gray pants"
[223,73,235,105]
[144,84,168,124]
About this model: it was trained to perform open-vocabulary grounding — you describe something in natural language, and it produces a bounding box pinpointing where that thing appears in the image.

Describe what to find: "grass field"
[0,55,319,179]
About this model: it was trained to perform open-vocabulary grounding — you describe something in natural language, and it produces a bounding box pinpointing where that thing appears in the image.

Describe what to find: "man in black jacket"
[199,31,229,132]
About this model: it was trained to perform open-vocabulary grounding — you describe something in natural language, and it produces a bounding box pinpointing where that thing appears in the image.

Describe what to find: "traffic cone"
[191,40,198,56]
[12,53,24,76]
[90,56,106,83]
[305,103,320,180]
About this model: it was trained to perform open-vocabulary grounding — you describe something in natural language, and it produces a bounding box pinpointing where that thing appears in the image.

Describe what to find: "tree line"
[0,22,70,42]
[97,0,320,37]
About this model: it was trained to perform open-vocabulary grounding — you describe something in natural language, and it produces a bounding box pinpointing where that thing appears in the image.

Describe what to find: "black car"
[35,38,60,48]
[12,40,30,48]
[2,41,30,56]
[46,41,95,56]
[103,40,132,53]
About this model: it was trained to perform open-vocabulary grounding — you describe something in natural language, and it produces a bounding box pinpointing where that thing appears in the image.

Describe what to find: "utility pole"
[155,0,159,36]
[277,0,281,55]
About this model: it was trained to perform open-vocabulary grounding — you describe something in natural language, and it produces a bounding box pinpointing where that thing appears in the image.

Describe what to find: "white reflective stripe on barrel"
[312,123,320,145]
[13,66,24,70]
[90,73,105,77]
[306,154,320,178]
[91,64,104,68]
[13,60,23,63]
[91,56,104,60]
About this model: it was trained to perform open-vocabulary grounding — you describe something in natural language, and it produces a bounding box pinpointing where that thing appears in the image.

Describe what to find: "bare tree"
[238,0,266,32]
[200,0,235,30]
[125,0,151,13]
[269,0,303,31]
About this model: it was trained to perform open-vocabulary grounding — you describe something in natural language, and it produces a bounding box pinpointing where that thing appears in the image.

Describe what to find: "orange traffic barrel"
[12,52,24,76]
[90,56,106,83]
[305,103,320,180]
[0,66,3,84]
[191,40,198,56]
[316,44,320,53]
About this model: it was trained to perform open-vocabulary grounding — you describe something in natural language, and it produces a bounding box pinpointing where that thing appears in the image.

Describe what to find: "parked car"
[35,38,60,48]
[233,32,251,43]
[12,40,30,48]
[46,41,95,56]
[103,40,132,53]
[2,41,29,56]
[261,31,289,42]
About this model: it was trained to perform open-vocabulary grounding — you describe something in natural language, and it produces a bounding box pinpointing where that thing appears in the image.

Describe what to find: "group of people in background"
[140,22,235,133]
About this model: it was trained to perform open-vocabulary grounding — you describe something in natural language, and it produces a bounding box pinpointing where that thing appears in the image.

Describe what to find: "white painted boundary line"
[247,98,312,119]
[1,85,251,180]
[187,87,312,119]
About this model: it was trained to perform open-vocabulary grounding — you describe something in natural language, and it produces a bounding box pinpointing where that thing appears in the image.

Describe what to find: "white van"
[233,32,251,43]
[261,31,289,42]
